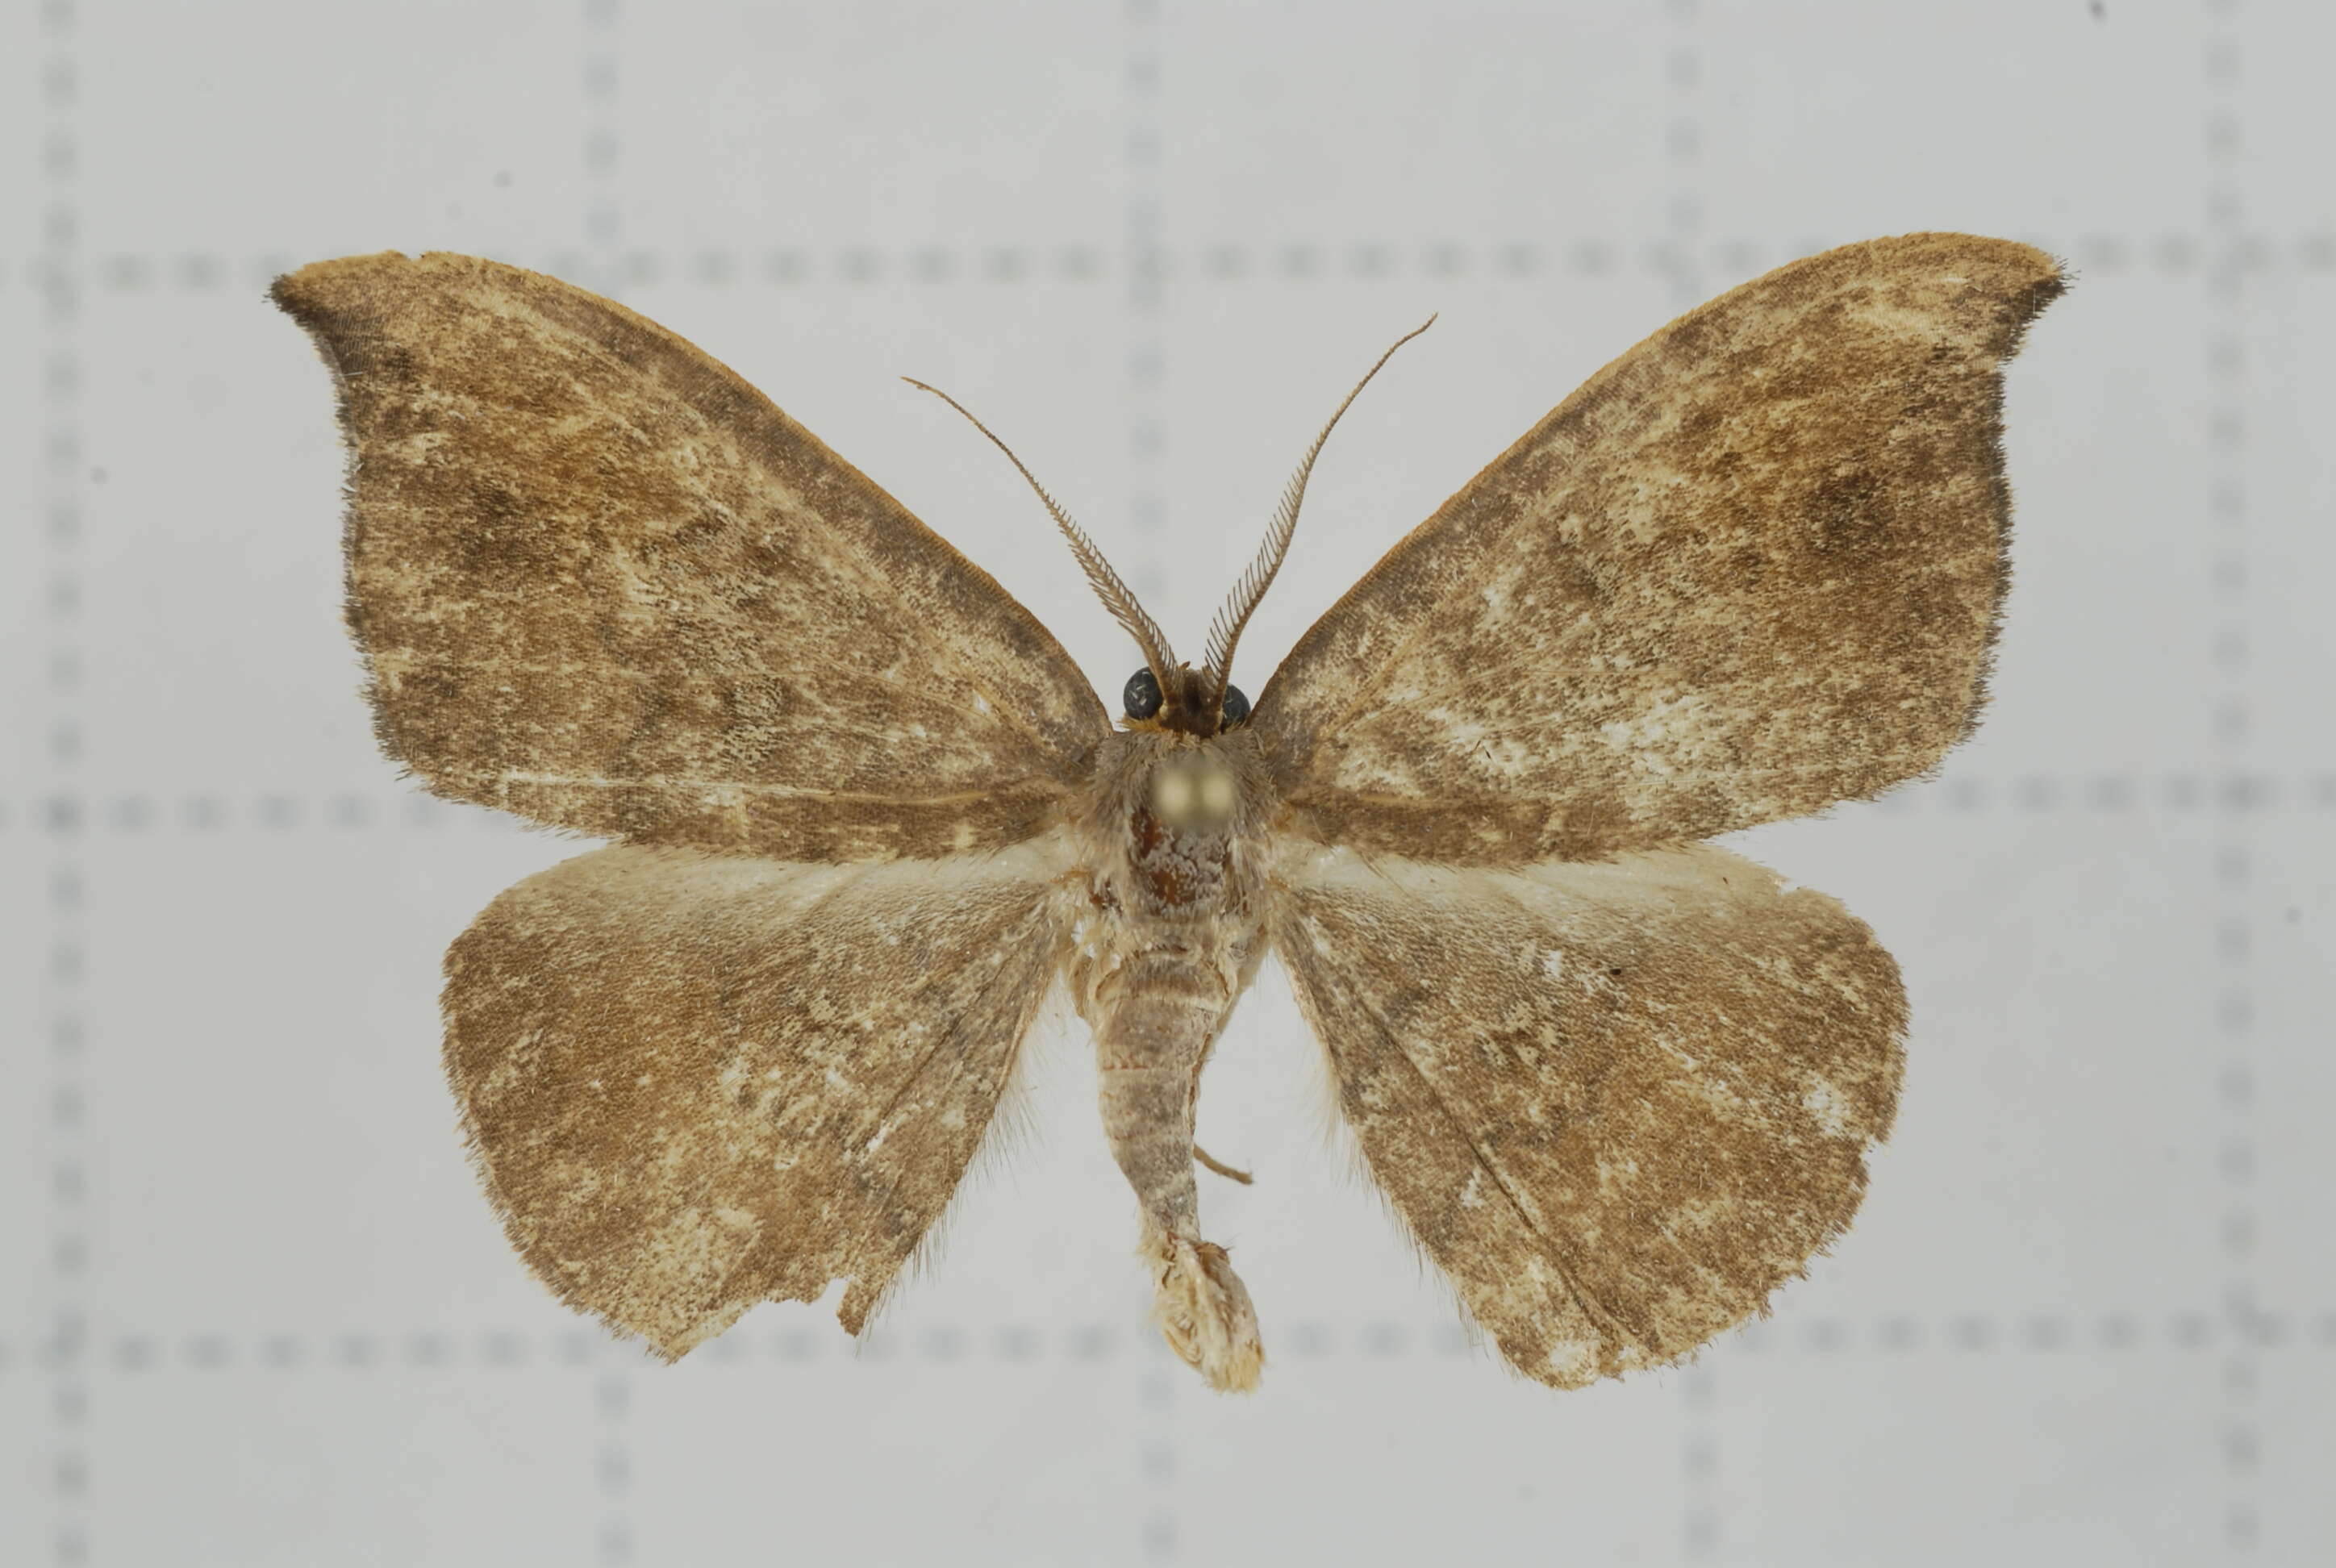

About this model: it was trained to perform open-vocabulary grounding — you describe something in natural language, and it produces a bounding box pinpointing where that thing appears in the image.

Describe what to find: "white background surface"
[3,1,2332,1564]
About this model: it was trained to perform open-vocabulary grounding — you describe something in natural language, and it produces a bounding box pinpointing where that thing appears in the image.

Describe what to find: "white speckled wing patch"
[1270,841,1907,1388]
[1252,234,2066,865]
[441,836,1075,1356]
[273,251,1108,862]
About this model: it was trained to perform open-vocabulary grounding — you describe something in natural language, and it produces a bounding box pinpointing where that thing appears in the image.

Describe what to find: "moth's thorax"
[1075,727,1276,923]
[1065,726,1275,1033]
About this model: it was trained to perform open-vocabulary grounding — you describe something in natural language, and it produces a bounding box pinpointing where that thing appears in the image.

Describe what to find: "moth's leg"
[1183,994,1255,1185]
[1187,1032,1254,1184]
[1192,1144,1253,1184]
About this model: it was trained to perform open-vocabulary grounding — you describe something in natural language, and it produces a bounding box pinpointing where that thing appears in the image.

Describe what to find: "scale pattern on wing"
[442,838,1071,1355]
[273,252,1107,861]
[1273,842,1905,1387]
[1254,233,2065,864]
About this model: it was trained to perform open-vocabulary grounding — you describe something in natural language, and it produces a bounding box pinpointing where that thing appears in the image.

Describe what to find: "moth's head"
[905,316,1432,748]
[1120,662,1249,738]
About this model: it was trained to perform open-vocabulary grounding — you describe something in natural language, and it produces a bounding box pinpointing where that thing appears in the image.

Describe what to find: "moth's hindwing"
[441,838,1075,1355]
[1270,843,1907,1387]
[1252,232,2067,862]
[273,252,1108,861]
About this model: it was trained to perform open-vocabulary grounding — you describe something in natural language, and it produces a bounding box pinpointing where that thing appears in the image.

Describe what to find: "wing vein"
[840,900,1059,1281]
[1306,918,1646,1347]
[460,770,1067,806]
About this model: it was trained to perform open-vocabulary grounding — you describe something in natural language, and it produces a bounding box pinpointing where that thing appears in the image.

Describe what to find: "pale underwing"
[273,233,2063,1392]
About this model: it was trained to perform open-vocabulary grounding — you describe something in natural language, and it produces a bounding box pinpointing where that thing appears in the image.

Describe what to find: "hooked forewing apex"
[273,251,1107,862]
[1253,234,2066,863]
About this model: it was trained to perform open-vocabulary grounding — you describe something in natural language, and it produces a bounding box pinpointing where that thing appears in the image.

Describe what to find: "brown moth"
[272,233,2063,1392]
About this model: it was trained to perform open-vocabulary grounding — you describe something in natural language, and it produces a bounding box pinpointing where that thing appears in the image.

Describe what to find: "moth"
[273,233,2063,1392]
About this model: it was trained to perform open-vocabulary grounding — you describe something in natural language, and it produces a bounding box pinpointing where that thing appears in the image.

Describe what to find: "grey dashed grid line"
[593,1367,635,1566]
[1680,1362,1717,1557]
[1125,3,1175,1562]
[6,774,2336,839]
[0,1311,2328,1378]
[1662,2,1703,314]
[2202,3,2258,1556]
[14,232,2336,298]
[37,2,89,1564]
[1664,6,1717,1561]
[578,3,633,1561]
[582,0,621,261]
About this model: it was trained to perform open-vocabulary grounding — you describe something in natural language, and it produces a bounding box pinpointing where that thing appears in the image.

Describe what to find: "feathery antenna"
[904,377,1178,682]
[1199,316,1437,703]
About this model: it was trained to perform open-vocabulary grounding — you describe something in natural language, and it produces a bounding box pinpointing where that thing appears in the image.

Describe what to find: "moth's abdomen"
[1081,946,1263,1392]
[1092,953,1225,1233]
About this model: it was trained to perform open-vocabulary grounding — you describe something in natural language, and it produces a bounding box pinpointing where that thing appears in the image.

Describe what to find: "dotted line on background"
[6,1311,2331,1376]
[1124,3,1175,1562]
[593,1370,632,1566]
[1666,6,1715,1560]
[582,0,620,258]
[2203,4,2258,1557]
[5,793,489,833]
[5,774,2333,837]
[7,232,2334,298]
[1662,1,1703,313]
[578,3,631,1561]
[37,3,90,1564]
[1124,0,1167,597]
[1682,1364,1717,1556]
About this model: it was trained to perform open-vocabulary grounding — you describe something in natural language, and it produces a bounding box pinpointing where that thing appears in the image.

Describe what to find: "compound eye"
[1218,684,1250,728]
[1123,667,1163,720]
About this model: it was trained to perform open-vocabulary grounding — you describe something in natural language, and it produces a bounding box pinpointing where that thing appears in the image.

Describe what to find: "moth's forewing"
[443,840,1076,1355]
[273,252,1107,861]
[1251,233,2066,862]
[1270,844,1905,1388]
